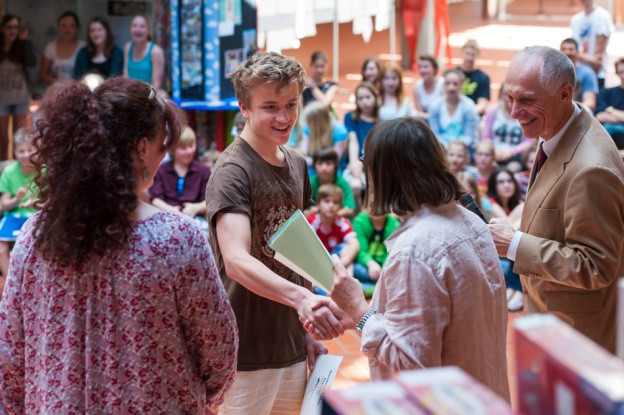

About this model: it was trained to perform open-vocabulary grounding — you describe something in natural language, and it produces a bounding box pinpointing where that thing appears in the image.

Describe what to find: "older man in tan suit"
[489,46,624,353]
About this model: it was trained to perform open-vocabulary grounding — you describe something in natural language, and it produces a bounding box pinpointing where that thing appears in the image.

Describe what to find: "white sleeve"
[43,42,55,61]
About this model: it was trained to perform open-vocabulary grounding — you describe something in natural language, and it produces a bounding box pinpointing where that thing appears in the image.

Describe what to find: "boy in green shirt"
[308,148,355,218]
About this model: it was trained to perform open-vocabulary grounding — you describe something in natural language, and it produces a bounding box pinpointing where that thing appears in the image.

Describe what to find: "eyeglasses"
[176,176,185,196]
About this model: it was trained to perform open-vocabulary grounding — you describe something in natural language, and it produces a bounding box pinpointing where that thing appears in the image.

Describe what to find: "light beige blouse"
[361,201,511,401]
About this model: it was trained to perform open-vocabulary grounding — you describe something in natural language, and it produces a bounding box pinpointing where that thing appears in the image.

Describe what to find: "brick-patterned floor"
[323,311,524,410]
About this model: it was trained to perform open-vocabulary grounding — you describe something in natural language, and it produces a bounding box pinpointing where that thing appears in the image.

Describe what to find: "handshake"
[299,255,371,340]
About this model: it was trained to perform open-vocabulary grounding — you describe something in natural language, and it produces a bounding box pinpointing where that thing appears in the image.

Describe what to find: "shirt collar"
[540,103,581,157]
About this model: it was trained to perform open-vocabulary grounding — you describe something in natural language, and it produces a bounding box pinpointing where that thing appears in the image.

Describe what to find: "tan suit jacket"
[514,105,624,353]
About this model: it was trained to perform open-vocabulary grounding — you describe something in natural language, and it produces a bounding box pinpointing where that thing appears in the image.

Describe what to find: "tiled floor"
[323,310,524,410]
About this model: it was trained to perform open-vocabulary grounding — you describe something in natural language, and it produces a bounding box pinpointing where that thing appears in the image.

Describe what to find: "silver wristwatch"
[355,308,377,335]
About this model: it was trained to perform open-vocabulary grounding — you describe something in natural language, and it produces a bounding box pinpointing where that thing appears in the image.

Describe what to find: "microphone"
[460,193,489,224]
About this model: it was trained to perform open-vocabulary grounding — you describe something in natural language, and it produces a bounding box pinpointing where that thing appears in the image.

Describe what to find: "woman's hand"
[330,255,369,323]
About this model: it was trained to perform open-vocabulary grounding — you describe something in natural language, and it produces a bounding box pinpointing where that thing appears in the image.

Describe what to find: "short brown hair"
[443,68,465,82]
[418,54,439,72]
[364,117,463,216]
[317,183,344,206]
[231,51,306,107]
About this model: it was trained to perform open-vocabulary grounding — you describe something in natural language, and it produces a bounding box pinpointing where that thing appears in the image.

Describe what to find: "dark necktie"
[535,142,548,173]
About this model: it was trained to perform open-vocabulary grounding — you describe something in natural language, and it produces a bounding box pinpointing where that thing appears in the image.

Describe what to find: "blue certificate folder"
[268,209,334,292]
[0,215,28,242]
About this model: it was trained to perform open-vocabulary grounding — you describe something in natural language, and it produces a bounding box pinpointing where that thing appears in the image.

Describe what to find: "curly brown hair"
[32,78,185,269]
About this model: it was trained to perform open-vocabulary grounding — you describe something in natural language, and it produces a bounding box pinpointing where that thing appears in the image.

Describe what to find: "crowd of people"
[0,11,165,165]
[0,0,623,413]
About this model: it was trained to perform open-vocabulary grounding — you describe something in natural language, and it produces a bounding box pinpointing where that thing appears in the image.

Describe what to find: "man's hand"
[302,297,354,340]
[487,218,516,257]
[297,294,347,340]
[305,333,328,371]
[330,255,369,323]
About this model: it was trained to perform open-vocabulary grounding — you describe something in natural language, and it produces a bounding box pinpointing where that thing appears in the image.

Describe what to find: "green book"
[269,209,334,292]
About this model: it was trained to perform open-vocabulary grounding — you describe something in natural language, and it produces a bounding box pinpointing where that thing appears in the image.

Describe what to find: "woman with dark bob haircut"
[324,117,511,401]
[0,78,238,413]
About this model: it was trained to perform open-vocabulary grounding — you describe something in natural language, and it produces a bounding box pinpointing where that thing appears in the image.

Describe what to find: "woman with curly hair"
[0,78,238,413]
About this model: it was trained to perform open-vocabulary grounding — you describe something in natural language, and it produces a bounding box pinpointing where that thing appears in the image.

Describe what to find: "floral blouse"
[0,212,238,413]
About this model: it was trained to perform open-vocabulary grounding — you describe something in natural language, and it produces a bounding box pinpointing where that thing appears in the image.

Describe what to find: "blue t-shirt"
[595,86,624,114]
[575,63,598,101]
[342,112,376,171]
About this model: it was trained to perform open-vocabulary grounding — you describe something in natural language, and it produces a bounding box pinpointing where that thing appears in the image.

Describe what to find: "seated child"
[149,126,211,233]
[0,128,40,293]
[307,184,359,277]
[352,209,400,298]
[466,141,497,199]
[306,148,356,218]
[446,140,469,175]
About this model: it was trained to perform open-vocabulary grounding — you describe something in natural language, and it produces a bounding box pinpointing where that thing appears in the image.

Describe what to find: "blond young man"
[206,52,351,415]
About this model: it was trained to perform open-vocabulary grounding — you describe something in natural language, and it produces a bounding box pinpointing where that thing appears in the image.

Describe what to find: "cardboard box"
[515,314,624,414]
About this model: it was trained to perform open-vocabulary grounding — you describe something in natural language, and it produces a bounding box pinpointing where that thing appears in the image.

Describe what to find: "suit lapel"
[520,106,591,232]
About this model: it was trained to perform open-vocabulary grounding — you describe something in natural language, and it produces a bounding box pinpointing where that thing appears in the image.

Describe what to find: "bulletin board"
[170,0,257,110]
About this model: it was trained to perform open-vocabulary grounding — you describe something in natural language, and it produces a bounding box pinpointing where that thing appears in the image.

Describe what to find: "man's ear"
[238,100,250,119]
[560,83,573,102]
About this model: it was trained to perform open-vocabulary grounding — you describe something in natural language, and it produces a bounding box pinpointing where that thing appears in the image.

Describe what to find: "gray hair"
[514,46,576,93]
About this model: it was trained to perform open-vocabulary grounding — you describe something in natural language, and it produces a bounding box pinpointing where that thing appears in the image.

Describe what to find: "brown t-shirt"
[206,137,314,371]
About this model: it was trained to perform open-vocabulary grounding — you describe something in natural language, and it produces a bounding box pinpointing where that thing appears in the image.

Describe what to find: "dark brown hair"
[58,10,80,28]
[487,169,521,213]
[0,14,27,63]
[418,54,439,72]
[32,78,185,269]
[361,57,381,90]
[86,16,115,60]
[364,117,463,216]
[311,51,328,64]
[312,148,339,173]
